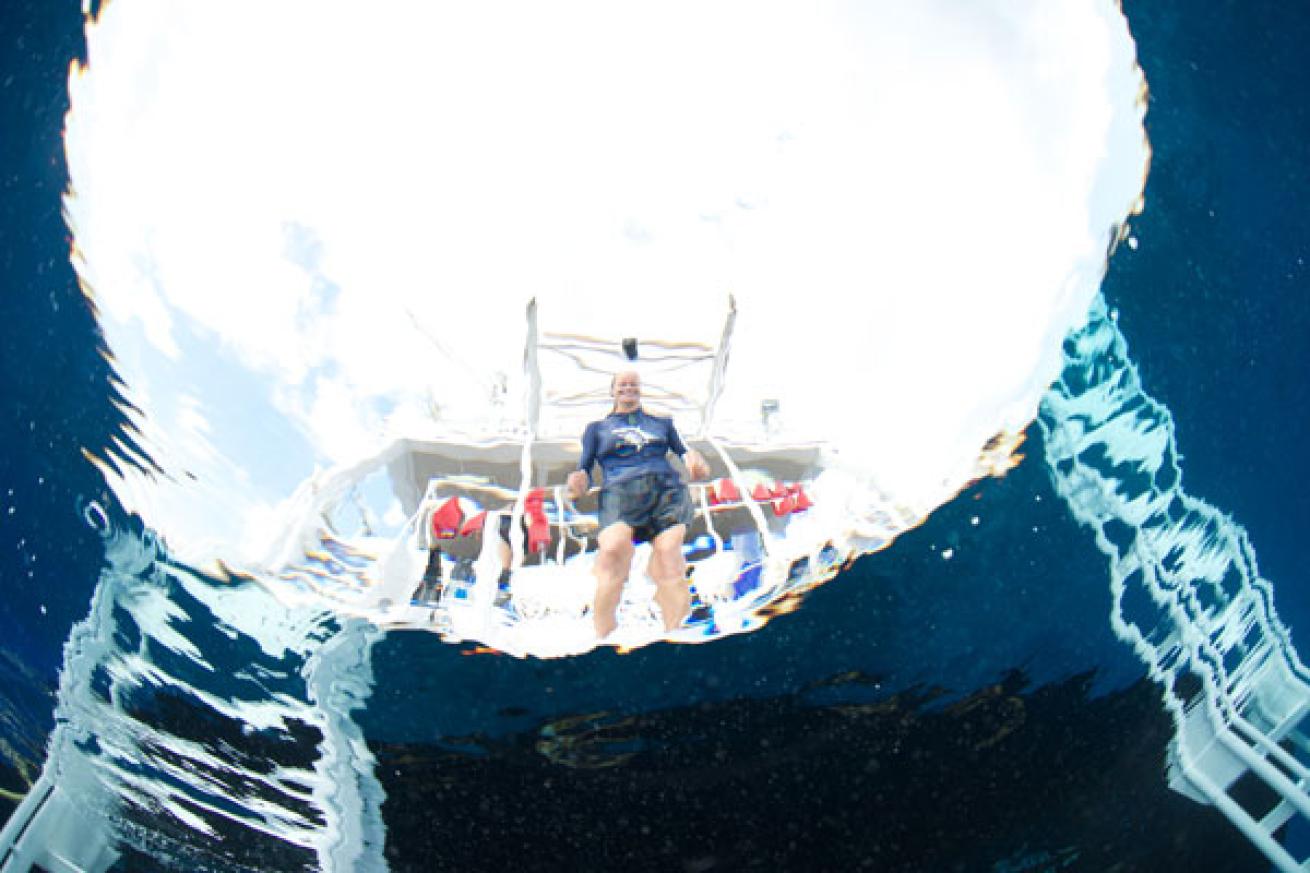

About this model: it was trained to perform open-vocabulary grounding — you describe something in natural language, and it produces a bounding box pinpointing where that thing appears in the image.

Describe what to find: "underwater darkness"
[1,0,1308,870]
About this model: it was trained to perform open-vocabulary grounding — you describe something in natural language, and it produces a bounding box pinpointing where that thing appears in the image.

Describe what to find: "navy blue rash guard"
[577,409,689,488]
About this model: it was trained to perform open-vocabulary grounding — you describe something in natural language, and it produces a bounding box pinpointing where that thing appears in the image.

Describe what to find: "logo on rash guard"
[612,426,659,456]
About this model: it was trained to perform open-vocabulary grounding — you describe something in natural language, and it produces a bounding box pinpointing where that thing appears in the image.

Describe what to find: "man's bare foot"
[658,591,691,632]
[594,613,618,640]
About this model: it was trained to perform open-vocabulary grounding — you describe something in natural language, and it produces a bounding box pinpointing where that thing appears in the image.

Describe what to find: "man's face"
[613,372,641,407]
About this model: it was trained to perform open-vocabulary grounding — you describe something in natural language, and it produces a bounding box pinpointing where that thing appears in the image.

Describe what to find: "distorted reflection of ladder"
[523,295,737,439]
[1040,296,1310,873]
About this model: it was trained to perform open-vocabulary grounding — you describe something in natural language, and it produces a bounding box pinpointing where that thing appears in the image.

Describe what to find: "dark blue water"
[2,0,1308,869]
[0,0,124,763]
[1107,1,1310,628]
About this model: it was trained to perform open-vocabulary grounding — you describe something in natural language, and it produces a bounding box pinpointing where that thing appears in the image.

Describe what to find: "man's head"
[611,370,642,412]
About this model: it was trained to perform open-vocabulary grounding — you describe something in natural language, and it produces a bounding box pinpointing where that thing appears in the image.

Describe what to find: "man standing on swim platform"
[567,370,711,639]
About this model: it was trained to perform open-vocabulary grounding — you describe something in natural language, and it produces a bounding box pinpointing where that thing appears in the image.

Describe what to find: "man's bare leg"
[593,523,634,639]
[649,524,690,632]
[493,536,513,607]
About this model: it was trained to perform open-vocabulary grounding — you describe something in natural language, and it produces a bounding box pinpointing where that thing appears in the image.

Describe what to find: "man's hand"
[566,470,589,501]
[685,450,711,482]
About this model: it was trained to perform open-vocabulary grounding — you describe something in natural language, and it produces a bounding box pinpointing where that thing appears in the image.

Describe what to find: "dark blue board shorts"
[598,472,694,543]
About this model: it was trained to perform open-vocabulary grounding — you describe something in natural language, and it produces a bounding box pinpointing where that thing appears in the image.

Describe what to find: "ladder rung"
[1258,797,1297,834]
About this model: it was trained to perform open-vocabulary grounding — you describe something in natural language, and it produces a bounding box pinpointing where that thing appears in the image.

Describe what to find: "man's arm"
[567,423,598,500]
[667,419,710,481]
[683,448,711,481]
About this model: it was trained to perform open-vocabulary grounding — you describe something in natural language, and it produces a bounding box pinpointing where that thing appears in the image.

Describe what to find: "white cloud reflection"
[64,0,1148,569]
